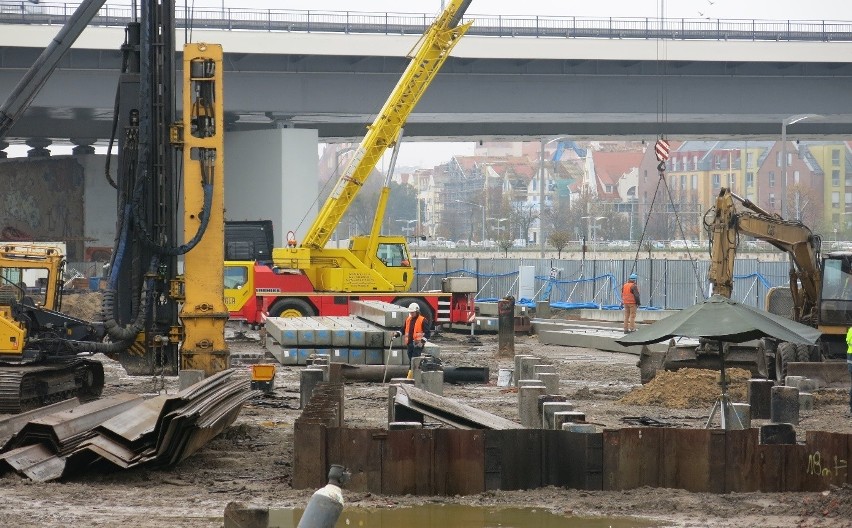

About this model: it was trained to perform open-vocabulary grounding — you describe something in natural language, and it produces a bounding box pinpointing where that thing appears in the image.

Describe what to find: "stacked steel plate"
[0,369,257,481]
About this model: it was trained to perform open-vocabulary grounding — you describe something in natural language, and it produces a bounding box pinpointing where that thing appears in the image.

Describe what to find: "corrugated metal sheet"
[0,369,257,481]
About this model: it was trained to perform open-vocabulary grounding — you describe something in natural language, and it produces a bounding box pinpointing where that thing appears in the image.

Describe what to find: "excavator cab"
[818,253,852,351]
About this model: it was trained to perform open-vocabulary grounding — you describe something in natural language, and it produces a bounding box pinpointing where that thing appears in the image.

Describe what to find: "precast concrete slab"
[350,300,408,328]
[475,302,531,318]
[574,308,679,324]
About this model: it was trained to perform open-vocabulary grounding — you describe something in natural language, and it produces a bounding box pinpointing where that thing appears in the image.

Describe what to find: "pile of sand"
[60,292,103,321]
[619,367,752,408]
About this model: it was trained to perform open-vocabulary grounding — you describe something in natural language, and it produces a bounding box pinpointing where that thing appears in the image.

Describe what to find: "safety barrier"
[293,424,851,494]
[412,257,789,311]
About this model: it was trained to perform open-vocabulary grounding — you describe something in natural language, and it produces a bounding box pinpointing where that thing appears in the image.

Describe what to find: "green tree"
[547,230,572,258]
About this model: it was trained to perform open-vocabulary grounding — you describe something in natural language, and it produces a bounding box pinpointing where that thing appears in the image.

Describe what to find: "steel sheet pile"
[0,369,257,481]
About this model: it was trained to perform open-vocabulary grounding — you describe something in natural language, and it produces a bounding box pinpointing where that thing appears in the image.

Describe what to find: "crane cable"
[629,1,705,302]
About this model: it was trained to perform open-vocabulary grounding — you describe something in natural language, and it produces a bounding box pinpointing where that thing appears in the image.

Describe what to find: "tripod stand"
[704,340,745,430]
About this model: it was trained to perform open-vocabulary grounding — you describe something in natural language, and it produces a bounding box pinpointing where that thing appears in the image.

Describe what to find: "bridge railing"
[2,2,852,42]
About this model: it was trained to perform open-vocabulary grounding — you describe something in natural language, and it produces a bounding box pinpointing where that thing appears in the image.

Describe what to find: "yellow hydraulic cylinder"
[178,43,229,375]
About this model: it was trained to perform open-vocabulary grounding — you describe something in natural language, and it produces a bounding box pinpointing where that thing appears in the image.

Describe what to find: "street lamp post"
[581,215,606,260]
[454,199,484,244]
[538,136,575,258]
[780,114,819,219]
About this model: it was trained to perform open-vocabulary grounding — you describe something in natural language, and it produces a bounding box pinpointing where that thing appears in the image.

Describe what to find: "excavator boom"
[707,188,820,322]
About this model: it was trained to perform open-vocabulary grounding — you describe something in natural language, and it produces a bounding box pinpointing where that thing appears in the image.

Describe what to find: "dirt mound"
[61,292,103,321]
[619,367,751,408]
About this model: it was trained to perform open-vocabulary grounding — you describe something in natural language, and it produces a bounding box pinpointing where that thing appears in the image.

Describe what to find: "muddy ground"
[1,316,852,527]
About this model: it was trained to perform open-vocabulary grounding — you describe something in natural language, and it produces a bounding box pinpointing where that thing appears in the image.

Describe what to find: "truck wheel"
[794,344,814,363]
[268,299,315,318]
[775,342,796,382]
[395,298,433,327]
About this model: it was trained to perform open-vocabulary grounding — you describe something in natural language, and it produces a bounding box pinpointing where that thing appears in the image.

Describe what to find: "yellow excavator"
[639,187,850,383]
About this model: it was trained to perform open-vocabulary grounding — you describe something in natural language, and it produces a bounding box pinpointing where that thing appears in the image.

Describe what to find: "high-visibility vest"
[622,281,638,305]
[846,327,852,362]
[404,314,426,345]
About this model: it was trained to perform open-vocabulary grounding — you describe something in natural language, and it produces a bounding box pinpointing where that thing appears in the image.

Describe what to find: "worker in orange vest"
[621,273,641,333]
[402,302,431,370]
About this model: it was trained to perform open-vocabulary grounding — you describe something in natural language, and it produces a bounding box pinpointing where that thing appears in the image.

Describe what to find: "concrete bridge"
[2,6,852,144]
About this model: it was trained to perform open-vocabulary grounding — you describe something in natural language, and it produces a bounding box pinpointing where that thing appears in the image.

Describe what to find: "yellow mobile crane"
[271,0,473,295]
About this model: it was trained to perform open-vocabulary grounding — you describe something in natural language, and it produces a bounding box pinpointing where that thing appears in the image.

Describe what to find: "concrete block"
[533,364,555,376]
[562,423,596,433]
[517,379,545,388]
[265,337,298,365]
[542,402,574,429]
[552,409,580,430]
[366,349,384,365]
[784,375,804,388]
[348,349,366,365]
[518,385,547,428]
[771,386,800,425]
[179,369,204,390]
[519,357,539,383]
[299,368,325,409]
[747,378,774,420]
[536,372,559,395]
[384,346,407,366]
[513,355,535,387]
[350,299,408,328]
[423,341,441,358]
[296,348,312,365]
[797,378,818,393]
[330,348,349,363]
[416,370,444,396]
[799,392,814,411]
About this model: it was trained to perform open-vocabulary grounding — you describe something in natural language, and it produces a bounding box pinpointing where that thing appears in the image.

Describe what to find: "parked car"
[668,240,688,249]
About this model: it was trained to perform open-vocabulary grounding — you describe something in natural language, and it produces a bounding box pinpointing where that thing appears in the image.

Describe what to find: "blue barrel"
[89,277,100,290]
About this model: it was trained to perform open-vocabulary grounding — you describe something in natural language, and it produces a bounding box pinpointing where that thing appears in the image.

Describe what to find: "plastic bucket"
[497,368,513,387]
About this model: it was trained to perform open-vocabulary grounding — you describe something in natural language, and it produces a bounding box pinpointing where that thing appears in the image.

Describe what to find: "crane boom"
[301,0,472,250]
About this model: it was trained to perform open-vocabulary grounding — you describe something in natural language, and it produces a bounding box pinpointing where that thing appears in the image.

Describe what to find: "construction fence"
[413,257,790,311]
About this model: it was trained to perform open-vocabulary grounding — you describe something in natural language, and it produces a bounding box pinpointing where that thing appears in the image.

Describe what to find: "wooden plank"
[603,428,663,490]
[724,428,760,492]
[802,431,849,491]
[292,423,326,490]
[434,429,484,495]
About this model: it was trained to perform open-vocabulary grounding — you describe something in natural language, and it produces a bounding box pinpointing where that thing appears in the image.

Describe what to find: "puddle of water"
[269,504,666,528]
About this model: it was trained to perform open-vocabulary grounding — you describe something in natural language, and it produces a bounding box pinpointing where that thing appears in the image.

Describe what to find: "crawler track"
[0,359,105,414]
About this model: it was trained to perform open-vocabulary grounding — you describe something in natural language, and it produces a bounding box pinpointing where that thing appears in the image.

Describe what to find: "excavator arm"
[707,188,821,323]
[300,0,472,250]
